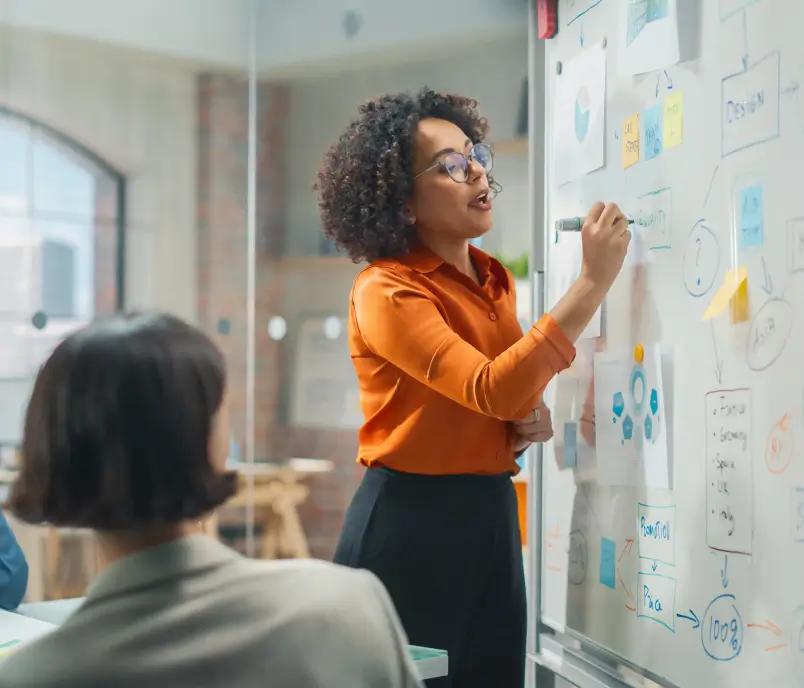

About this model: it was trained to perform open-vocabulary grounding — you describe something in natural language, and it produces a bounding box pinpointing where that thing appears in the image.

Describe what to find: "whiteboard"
[539,1,804,686]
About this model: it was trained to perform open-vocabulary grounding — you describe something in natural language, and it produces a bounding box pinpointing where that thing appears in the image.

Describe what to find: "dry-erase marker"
[554,216,635,231]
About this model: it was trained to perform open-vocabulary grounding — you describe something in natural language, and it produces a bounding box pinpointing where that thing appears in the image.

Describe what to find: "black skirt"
[334,466,526,688]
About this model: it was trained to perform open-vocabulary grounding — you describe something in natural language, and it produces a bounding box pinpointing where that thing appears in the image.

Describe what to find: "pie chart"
[574,86,591,142]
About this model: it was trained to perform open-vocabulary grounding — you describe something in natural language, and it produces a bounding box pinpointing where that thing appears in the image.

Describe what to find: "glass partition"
[0,0,530,599]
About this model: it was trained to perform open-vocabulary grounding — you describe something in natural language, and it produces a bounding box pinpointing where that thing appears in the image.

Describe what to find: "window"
[0,108,124,444]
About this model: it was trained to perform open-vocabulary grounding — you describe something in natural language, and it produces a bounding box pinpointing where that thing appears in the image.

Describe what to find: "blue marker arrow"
[721,555,729,589]
[651,560,658,572]
[677,610,700,629]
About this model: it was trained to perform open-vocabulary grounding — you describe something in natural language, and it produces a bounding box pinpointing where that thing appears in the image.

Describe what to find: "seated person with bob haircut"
[1,313,422,688]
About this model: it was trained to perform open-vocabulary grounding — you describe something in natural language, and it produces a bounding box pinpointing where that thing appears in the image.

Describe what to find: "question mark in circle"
[695,237,703,286]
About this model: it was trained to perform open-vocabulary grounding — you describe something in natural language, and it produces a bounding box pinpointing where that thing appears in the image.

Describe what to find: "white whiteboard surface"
[539,1,804,686]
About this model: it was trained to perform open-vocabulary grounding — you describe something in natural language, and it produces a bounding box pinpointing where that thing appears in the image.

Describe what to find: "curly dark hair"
[317,87,499,263]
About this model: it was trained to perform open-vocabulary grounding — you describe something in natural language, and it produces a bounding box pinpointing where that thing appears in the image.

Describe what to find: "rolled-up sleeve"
[353,268,575,421]
[0,509,28,610]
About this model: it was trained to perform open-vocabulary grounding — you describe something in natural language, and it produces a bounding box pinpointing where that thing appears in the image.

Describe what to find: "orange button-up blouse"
[348,242,576,475]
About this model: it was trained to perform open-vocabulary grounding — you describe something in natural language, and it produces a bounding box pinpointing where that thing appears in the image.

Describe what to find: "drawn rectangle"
[637,503,676,565]
[793,606,804,675]
[637,572,676,631]
[793,488,804,543]
[788,217,804,274]
[719,0,760,20]
[632,187,673,252]
[705,389,753,554]
[738,184,764,248]
[600,537,616,589]
[722,52,780,157]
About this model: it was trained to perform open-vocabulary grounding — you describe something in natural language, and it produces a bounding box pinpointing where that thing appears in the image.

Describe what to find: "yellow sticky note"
[622,113,640,168]
[729,273,749,323]
[702,266,748,321]
[663,91,683,149]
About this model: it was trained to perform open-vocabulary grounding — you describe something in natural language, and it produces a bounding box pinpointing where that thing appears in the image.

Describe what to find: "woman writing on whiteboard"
[318,88,630,687]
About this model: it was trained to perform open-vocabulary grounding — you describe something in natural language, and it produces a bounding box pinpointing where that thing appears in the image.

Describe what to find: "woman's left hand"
[511,401,554,453]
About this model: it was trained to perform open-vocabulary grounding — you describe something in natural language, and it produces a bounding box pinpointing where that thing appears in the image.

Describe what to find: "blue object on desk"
[408,645,448,680]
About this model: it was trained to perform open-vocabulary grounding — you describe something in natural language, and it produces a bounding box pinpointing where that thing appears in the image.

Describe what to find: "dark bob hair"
[9,312,236,529]
[317,87,499,264]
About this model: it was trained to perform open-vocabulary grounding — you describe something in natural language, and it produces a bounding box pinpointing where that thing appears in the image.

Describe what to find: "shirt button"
[489,312,497,322]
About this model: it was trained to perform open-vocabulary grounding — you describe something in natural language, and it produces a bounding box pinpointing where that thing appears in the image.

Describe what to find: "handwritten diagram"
[683,219,720,297]
[594,345,670,488]
[746,298,793,371]
[542,3,804,683]
[637,572,677,631]
[765,411,794,474]
[702,594,744,661]
[627,187,673,263]
[638,503,676,566]
[705,389,753,555]
[722,51,780,156]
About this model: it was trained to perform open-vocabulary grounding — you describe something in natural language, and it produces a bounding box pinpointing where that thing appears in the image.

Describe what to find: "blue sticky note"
[643,104,663,160]
[563,422,578,468]
[600,537,616,589]
[739,184,764,247]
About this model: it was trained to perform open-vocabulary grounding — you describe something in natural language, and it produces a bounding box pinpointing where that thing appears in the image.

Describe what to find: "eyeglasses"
[414,142,494,183]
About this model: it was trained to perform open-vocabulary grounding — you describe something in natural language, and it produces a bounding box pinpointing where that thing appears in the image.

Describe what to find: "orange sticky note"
[702,267,749,322]
[622,113,640,168]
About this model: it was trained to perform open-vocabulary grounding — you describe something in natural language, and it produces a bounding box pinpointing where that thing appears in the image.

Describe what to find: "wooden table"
[213,458,334,559]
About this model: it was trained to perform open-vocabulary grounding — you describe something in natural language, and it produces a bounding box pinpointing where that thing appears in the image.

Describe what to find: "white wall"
[0,0,528,76]
[0,29,200,321]
[0,0,250,69]
[282,35,531,259]
[257,0,528,76]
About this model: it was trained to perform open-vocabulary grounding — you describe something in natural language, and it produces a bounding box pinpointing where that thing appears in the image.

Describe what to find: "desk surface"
[0,609,54,660]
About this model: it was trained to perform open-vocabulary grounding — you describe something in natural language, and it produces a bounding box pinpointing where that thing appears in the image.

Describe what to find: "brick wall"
[197,73,360,560]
